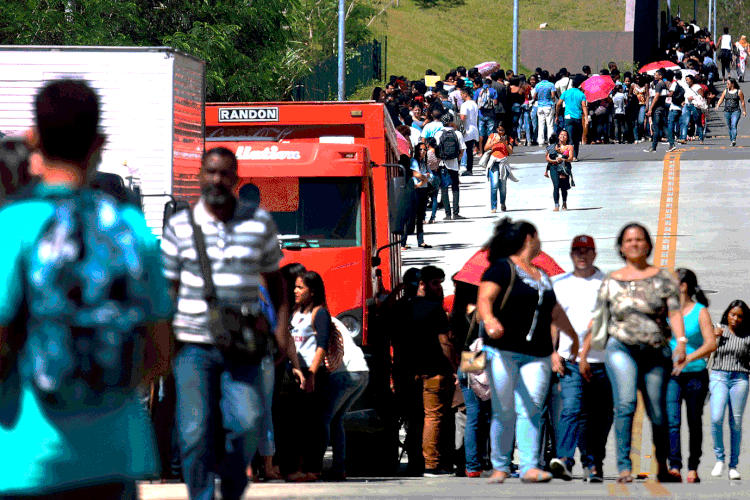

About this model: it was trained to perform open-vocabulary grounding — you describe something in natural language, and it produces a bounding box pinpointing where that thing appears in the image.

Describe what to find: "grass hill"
[365,0,715,81]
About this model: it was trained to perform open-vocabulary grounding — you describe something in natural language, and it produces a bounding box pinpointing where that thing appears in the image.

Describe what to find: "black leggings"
[720,49,733,80]
[549,164,570,207]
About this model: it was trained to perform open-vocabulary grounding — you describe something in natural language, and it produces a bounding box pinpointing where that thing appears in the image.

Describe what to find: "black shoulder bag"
[188,207,271,364]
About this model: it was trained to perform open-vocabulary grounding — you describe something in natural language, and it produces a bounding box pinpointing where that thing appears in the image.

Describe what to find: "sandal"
[487,470,510,484]
[401,245,410,250]
[521,469,553,483]
[616,471,633,483]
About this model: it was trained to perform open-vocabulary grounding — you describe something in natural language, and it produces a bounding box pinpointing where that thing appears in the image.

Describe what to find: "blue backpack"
[23,191,152,411]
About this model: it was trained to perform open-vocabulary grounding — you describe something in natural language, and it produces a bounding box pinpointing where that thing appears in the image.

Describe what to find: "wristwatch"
[677,337,688,343]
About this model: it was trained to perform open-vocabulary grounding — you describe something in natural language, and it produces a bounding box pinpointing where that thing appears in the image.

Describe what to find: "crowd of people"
[395,219,750,485]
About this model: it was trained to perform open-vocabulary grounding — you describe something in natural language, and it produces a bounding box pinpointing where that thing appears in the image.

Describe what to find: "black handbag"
[188,208,271,363]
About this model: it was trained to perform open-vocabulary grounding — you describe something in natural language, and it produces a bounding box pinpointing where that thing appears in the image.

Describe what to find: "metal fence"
[293,39,383,101]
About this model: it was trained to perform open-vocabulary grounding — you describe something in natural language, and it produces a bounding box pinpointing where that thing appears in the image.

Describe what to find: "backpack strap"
[187,207,218,305]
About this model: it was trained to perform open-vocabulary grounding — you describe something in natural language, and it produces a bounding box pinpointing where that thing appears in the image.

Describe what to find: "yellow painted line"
[608,483,630,496]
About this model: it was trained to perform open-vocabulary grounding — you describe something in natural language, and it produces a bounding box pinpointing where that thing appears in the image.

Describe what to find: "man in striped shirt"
[161,147,301,500]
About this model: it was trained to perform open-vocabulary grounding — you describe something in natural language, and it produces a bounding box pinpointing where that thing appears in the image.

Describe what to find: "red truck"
[204,101,411,474]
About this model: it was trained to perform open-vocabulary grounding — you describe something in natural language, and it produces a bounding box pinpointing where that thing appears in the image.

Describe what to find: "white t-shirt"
[552,269,606,363]
[555,77,572,95]
[332,317,369,373]
[449,89,464,109]
[459,100,480,142]
[720,34,732,50]
[433,127,466,171]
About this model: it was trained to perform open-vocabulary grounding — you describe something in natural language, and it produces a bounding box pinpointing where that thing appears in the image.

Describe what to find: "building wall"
[520,31,635,74]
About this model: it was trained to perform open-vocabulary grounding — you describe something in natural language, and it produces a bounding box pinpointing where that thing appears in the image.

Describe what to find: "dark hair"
[420,265,445,284]
[0,137,32,198]
[721,300,750,333]
[540,70,550,81]
[572,74,587,88]
[616,222,653,260]
[300,270,327,309]
[559,67,569,76]
[676,268,709,307]
[426,137,438,149]
[473,77,483,87]
[35,79,101,165]
[371,86,384,101]
[402,267,421,298]
[727,77,738,89]
[238,183,260,204]
[457,66,467,76]
[484,217,537,261]
[548,133,559,145]
[581,66,589,73]
[202,146,238,172]
[724,27,729,34]
[281,262,307,304]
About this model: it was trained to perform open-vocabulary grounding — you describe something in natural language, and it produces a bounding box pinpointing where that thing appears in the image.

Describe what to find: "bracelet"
[677,337,688,343]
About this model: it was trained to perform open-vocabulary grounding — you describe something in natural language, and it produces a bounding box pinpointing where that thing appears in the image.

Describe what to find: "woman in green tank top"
[666,269,717,483]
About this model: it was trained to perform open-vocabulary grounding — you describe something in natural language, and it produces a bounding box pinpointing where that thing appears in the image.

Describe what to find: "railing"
[293,39,383,101]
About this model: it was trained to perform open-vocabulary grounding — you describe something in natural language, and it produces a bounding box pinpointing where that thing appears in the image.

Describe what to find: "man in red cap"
[548,235,613,483]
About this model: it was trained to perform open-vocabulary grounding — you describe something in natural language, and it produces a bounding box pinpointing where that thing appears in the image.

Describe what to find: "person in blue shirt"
[474,78,499,158]
[556,75,588,161]
[533,71,557,146]
[0,80,173,499]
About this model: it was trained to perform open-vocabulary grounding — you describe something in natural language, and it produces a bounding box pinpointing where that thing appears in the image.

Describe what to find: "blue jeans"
[724,109,742,143]
[605,337,672,473]
[478,115,496,138]
[554,360,613,470]
[458,369,491,472]
[485,346,552,475]
[257,356,276,457]
[520,107,532,143]
[651,110,666,150]
[680,105,704,141]
[488,162,508,210]
[531,105,539,143]
[634,105,647,141]
[666,370,709,471]
[174,344,263,500]
[322,370,369,474]
[710,370,749,468]
[667,109,681,147]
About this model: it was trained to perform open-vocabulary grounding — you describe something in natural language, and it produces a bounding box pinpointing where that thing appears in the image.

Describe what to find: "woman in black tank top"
[716,78,747,146]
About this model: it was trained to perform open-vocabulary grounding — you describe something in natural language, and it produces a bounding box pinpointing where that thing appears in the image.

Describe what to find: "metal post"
[708,0,712,32]
[713,0,717,42]
[512,0,519,74]
[337,0,345,101]
[693,0,696,23]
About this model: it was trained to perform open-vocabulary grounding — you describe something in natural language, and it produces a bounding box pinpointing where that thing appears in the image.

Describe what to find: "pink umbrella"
[395,131,411,156]
[475,61,500,77]
[639,60,680,75]
[581,75,616,102]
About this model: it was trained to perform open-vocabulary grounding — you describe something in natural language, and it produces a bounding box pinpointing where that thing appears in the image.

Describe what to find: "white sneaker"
[729,468,741,480]
[712,461,725,477]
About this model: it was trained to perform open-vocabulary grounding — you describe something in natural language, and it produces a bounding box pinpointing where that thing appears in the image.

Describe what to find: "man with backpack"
[0,79,174,499]
[474,78,498,162]
[161,147,300,499]
[433,113,466,220]
[666,70,686,152]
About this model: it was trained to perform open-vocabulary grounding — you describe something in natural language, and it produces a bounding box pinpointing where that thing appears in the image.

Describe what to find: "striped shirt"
[710,325,750,373]
[160,198,283,344]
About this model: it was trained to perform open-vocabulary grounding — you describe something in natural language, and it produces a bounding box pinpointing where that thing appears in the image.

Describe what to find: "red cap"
[571,235,596,250]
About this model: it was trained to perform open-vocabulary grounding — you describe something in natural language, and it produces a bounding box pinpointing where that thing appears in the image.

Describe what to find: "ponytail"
[676,268,710,307]
[484,217,537,262]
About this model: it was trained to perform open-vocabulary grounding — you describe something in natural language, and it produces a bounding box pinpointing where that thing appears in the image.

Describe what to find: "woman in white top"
[287,270,334,482]
[719,27,733,82]
[735,36,748,82]
[321,319,370,481]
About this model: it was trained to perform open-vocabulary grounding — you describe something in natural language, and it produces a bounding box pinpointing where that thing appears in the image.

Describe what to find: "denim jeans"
[709,370,749,468]
[651,110,666,150]
[554,360,613,470]
[537,106,554,144]
[549,163,569,208]
[634,105,646,141]
[485,346,552,475]
[564,118,583,159]
[680,104,704,141]
[478,115,496,138]
[322,370,369,474]
[605,337,672,473]
[667,109,681,147]
[666,370,709,471]
[174,344,264,500]
[520,107,532,143]
[531,105,539,143]
[440,169,460,217]
[488,162,508,210]
[724,109,742,143]
[257,356,276,457]
[458,369,491,472]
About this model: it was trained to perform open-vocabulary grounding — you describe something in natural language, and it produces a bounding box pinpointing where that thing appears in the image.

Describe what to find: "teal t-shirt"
[560,88,587,119]
[669,303,708,373]
[0,184,173,494]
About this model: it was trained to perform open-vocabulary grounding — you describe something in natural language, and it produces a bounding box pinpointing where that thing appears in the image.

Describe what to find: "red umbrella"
[453,249,565,287]
[639,60,680,75]
[395,131,411,156]
[475,61,501,77]
[581,75,616,103]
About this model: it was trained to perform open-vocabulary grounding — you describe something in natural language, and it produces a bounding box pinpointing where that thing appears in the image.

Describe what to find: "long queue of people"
[393,219,750,484]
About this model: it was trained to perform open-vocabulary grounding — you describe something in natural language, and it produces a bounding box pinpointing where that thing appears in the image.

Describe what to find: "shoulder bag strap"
[499,258,516,311]
[187,207,218,305]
